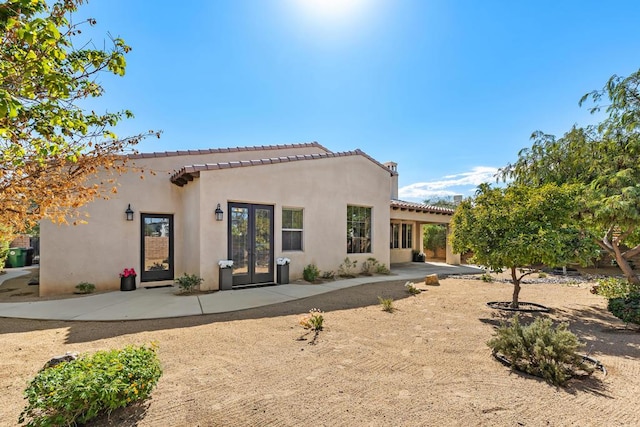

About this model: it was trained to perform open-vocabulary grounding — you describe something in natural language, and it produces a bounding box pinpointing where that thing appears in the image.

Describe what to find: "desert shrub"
[75,282,95,294]
[175,273,203,293]
[19,344,162,427]
[608,292,640,326]
[480,273,493,282]
[0,237,10,268]
[378,296,395,312]
[375,263,391,274]
[360,258,377,276]
[404,281,421,295]
[320,270,335,280]
[593,277,639,299]
[303,264,320,282]
[338,257,358,278]
[538,272,547,278]
[299,308,324,331]
[487,315,592,386]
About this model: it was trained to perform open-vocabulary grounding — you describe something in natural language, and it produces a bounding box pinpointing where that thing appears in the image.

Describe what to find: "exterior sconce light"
[125,204,134,221]
[215,203,224,221]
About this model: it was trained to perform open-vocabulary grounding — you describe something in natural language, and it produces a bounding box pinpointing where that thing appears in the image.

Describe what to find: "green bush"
[487,315,592,386]
[608,292,640,326]
[593,277,639,299]
[74,282,95,294]
[303,264,320,282]
[480,273,493,282]
[19,344,162,427]
[404,281,421,295]
[175,273,203,293]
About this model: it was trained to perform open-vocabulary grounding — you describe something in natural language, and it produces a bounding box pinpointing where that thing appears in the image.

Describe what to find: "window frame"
[282,207,304,252]
[347,205,372,254]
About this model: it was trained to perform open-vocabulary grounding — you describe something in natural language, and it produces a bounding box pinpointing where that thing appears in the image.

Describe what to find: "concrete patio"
[0,262,482,321]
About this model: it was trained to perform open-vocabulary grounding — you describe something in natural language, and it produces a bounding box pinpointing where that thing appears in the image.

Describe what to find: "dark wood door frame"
[140,213,174,282]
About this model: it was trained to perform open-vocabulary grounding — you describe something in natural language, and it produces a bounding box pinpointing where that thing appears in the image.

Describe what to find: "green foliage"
[480,273,493,282]
[337,257,358,278]
[19,344,162,427]
[375,263,391,275]
[538,272,547,278]
[593,277,639,299]
[0,0,158,232]
[487,315,592,386]
[175,273,203,293]
[361,257,385,276]
[500,69,640,284]
[74,282,95,294]
[423,224,446,253]
[404,281,421,295]
[378,296,395,312]
[299,308,324,331]
[608,293,640,326]
[451,183,598,306]
[303,264,320,282]
[0,233,10,268]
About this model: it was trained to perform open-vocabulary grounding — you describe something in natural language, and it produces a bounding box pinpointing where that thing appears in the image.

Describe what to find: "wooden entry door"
[228,203,274,286]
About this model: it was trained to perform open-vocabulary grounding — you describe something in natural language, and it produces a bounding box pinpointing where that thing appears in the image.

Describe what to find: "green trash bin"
[8,248,26,268]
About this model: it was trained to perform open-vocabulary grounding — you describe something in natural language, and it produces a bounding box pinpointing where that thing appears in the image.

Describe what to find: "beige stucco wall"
[196,155,391,290]
[40,147,391,294]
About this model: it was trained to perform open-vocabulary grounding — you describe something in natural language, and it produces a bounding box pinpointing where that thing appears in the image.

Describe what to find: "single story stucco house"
[40,142,458,295]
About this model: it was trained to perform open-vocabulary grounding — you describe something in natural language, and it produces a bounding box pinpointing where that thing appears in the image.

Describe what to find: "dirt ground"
[1,274,639,427]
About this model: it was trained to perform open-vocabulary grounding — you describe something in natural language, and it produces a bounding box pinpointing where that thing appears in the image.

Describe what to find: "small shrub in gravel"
[19,344,162,427]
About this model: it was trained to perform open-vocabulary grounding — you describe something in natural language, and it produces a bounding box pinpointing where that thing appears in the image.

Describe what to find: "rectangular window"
[390,223,400,249]
[347,205,372,253]
[405,224,413,249]
[282,208,303,251]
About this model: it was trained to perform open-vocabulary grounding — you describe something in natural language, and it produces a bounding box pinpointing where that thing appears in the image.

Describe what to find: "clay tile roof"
[129,141,330,159]
[170,149,395,186]
[390,199,455,215]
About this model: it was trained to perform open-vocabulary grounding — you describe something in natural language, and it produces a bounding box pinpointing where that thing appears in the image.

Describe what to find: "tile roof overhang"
[128,141,330,159]
[390,199,455,216]
[170,149,397,187]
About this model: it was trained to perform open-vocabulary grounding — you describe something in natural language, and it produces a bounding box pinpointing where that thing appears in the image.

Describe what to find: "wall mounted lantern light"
[125,204,134,221]
[215,203,224,221]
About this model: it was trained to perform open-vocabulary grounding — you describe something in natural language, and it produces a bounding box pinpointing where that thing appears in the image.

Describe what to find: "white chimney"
[383,162,398,199]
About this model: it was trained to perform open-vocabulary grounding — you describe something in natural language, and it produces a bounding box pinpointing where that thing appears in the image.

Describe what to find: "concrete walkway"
[0,263,482,321]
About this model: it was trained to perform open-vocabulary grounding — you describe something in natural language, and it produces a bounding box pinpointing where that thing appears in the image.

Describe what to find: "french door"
[140,213,174,282]
[228,203,274,286]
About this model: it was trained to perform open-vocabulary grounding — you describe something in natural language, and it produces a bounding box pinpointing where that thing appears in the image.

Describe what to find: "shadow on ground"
[0,280,415,344]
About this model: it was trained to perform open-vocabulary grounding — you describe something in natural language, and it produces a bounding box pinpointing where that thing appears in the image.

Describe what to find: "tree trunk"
[511,266,520,309]
[612,246,640,285]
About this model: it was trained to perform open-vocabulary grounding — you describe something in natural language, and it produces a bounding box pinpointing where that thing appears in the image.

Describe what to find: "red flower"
[120,268,137,278]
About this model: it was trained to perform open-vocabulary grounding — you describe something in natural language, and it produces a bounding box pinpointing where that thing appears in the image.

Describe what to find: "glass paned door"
[228,203,274,286]
[141,214,174,282]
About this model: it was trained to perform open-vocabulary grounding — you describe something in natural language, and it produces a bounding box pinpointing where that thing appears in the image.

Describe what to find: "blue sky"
[76,0,640,202]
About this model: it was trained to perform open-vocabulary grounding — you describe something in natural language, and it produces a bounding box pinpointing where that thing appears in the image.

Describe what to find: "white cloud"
[398,166,499,201]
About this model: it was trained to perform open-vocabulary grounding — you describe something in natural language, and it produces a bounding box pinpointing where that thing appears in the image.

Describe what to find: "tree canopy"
[501,69,640,284]
[0,0,157,236]
[450,183,597,307]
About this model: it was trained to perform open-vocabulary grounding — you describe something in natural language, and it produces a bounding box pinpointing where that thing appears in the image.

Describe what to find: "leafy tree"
[450,183,597,308]
[501,69,640,284]
[423,224,446,254]
[0,0,158,235]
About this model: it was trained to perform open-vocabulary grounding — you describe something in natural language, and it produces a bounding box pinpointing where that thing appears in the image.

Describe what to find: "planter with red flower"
[120,268,137,291]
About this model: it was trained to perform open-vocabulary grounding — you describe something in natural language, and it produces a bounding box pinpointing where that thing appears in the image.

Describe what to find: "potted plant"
[276,257,290,284]
[218,260,233,290]
[120,268,137,291]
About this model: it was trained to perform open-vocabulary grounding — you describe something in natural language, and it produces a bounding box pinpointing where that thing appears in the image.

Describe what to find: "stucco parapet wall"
[170,149,397,186]
[127,141,331,159]
[390,199,455,215]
